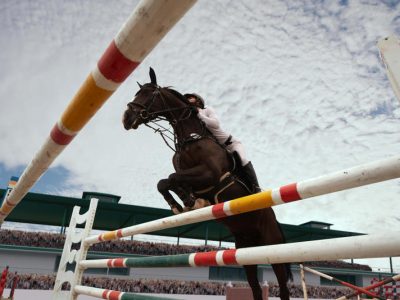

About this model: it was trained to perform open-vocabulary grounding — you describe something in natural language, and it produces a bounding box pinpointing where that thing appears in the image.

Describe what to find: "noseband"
[128,88,160,123]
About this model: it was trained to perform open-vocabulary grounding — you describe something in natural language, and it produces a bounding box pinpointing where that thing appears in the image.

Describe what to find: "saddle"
[231,151,253,190]
[193,151,253,203]
[173,134,253,205]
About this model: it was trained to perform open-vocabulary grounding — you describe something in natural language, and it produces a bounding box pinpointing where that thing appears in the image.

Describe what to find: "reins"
[131,86,203,152]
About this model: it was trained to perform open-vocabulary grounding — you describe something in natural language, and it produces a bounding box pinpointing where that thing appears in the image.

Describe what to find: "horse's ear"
[149,67,157,85]
[137,81,143,88]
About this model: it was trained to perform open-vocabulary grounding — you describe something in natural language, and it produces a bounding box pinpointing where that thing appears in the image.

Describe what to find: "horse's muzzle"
[122,110,140,130]
[130,119,141,130]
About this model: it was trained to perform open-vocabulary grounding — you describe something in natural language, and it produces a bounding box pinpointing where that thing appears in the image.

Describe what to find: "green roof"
[0,189,362,243]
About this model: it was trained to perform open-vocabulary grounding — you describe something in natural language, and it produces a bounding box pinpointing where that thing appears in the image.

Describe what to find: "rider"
[184,93,261,193]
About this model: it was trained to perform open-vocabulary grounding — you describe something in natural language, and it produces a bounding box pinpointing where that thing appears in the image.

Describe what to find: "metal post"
[204,224,209,246]
[60,209,67,234]
[130,216,136,241]
[390,257,393,274]
[300,264,308,300]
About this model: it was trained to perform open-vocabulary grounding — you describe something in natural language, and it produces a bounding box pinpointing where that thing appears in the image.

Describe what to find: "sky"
[0,0,399,271]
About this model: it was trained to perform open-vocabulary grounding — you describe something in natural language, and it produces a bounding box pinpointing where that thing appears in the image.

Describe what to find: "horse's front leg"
[169,164,219,189]
[167,164,219,210]
[157,178,183,215]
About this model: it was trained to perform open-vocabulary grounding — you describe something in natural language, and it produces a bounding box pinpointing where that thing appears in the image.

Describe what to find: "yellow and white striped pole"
[85,154,400,245]
[0,0,197,225]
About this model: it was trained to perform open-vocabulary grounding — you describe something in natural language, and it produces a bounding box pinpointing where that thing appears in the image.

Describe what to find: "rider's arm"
[198,107,220,129]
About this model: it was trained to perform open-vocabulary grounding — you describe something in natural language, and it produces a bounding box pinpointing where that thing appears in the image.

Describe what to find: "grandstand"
[0,189,398,299]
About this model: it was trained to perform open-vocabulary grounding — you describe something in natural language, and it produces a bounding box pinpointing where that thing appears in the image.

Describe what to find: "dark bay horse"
[122,68,292,300]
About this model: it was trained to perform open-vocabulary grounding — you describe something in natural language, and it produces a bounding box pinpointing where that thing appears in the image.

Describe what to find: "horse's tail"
[276,221,293,282]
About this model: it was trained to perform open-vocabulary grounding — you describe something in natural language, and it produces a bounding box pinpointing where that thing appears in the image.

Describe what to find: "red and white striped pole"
[0,0,197,225]
[303,266,381,299]
[337,274,400,300]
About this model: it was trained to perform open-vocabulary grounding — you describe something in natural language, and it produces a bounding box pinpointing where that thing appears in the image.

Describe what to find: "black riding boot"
[242,161,261,193]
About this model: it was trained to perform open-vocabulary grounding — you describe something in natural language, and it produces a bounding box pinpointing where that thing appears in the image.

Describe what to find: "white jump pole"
[85,154,400,245]
[378,35,400,103]
[79,231,400,269]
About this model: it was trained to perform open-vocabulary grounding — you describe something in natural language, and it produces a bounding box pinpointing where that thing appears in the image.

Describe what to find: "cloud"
[0,0,399,270]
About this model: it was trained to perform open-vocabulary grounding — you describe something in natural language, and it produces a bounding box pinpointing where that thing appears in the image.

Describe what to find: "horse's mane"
[162,86,190,106]
[136,83,190,107]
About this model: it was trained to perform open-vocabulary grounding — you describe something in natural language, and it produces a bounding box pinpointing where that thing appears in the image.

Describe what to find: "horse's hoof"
[171,207,181,215]
[194,198,211,209]
[183,206,197,212]
[182,194,196,208]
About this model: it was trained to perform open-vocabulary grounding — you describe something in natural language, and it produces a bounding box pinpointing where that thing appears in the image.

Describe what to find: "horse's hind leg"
[236,236,263,300]
[243,265,263,300]
[261,208,291,300]
[272,264,290,300]
[157,179,183,214]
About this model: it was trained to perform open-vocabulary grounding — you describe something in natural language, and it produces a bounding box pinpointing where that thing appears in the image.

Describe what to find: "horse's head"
[123,68,190,130]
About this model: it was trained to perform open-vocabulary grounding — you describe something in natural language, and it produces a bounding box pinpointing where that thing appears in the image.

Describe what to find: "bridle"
[128,86,193,124]
[127,86,196,151]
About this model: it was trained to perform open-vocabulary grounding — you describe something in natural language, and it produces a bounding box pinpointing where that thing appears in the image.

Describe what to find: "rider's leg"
[228,142,261,193]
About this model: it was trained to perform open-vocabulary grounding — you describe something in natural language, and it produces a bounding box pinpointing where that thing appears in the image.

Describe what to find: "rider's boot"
[241,161,261,193]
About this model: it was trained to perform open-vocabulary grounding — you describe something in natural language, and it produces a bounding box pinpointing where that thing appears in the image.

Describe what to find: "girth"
[193,172,248,204]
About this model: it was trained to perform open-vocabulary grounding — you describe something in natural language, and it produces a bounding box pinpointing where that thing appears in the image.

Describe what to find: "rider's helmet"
[184,93,205,109]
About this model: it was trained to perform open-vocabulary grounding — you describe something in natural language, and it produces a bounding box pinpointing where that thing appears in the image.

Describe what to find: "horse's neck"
[160,91,209,146]
[173,116,206,144]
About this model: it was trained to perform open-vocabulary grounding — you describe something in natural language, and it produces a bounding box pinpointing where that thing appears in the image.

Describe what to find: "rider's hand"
[191,106,199,114]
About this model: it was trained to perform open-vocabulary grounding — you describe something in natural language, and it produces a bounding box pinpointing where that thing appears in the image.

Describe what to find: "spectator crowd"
[0,229,221,255]
[3,273,352,298]
[0,229,377,299]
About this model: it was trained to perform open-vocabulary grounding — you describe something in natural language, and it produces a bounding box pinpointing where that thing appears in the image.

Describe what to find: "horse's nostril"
[131,119,140,129]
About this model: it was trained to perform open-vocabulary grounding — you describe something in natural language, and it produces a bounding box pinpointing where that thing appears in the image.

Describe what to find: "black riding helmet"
[184,93,205,109]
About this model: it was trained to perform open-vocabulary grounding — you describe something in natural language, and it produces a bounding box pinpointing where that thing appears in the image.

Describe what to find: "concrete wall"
[260,266,320,286]
[130,266,209,281]
[0,248,57,274]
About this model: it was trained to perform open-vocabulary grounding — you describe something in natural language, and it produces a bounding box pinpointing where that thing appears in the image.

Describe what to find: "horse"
[122,68,292,300]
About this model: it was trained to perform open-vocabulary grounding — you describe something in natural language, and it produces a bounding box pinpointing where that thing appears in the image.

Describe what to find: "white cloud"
[0,0,399,270]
